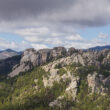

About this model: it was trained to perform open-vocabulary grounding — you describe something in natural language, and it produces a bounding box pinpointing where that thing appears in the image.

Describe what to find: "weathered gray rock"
[68,47,78,55]
[8,47,110,78]
[9,47,67,77]
[103,76,110,89]
[43,61,80,100]
[9,48,37,77]
[51,47,67,58]
[65,76,79,100]
[49,96,64,107]
[87,72,106,94]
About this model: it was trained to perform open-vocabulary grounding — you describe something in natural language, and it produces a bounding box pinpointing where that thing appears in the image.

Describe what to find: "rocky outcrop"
[87,72,105,94]
[42,61,80,100]
[65,76,79,100]
[51,47,67,58]
[8,47,67,77]
[8,47,110,77]
[68,47,78,55]
[87,72,110,94]
[42,49,110,98]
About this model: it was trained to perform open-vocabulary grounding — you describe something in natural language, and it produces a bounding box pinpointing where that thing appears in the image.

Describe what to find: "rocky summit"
[8,47,67,77]
[0,47,110,110]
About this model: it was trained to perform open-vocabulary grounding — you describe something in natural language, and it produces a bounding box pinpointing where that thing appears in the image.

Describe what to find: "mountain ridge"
[0,49,21,60]
[88,45,110,51]
[0,46,110,110]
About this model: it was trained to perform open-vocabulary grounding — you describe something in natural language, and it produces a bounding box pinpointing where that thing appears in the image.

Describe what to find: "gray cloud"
[0,0,73,21]
[0,0,110,26]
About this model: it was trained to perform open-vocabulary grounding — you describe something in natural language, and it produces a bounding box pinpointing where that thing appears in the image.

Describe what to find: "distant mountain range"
[0,49,21,60]
[88,45,110,51]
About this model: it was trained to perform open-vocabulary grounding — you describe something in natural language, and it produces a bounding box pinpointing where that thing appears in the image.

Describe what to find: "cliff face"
[8,47,67,77]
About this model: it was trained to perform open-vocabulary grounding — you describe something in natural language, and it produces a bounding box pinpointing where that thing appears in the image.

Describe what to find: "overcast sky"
[0,0,110,50]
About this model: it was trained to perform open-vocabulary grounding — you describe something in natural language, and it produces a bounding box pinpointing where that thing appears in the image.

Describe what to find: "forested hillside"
[0,47,110,110]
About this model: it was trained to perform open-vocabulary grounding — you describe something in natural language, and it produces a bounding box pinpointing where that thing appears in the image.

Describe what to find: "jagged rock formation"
[7,47,110,96]
[8,47,67,77]
[8,47,110,78]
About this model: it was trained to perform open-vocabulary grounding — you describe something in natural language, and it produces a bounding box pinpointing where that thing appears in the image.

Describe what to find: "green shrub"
[58,68,67,76]
[54,63,62,69]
